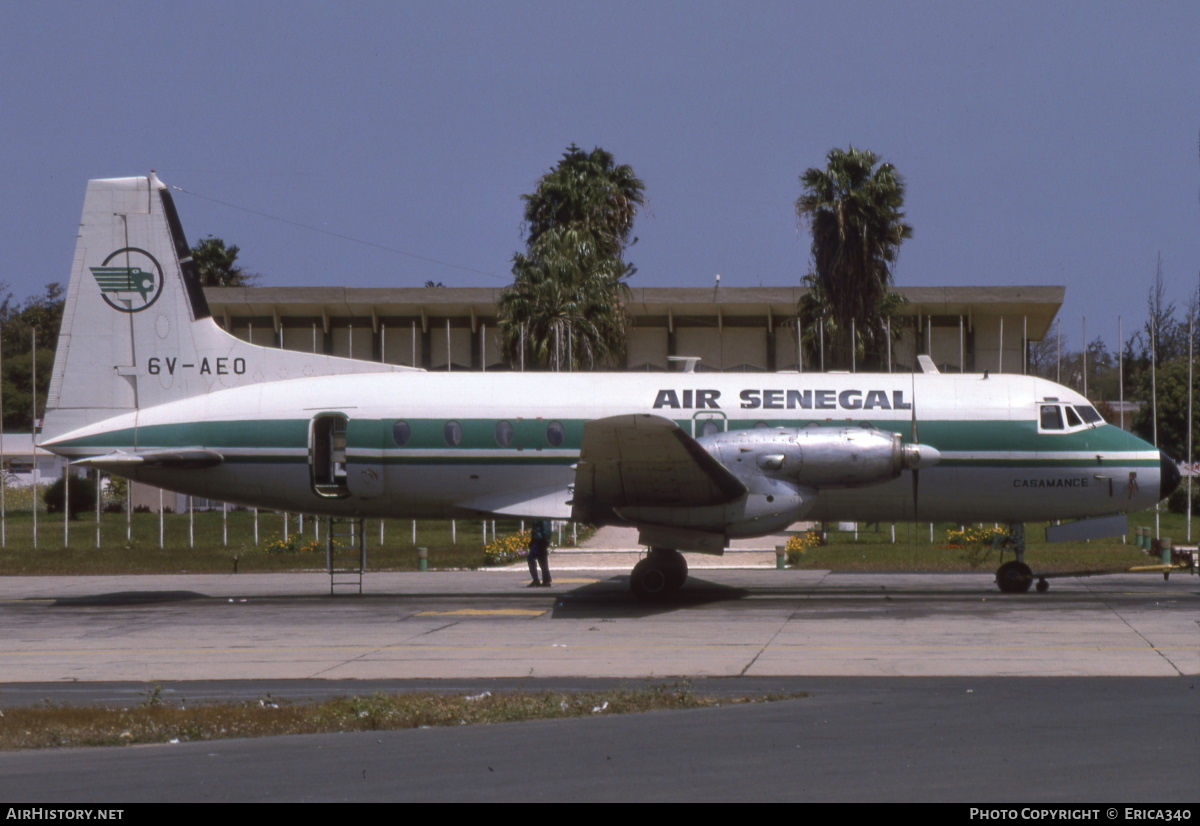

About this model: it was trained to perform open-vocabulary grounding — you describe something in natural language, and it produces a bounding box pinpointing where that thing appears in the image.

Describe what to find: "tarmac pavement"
[1,554,1195,683]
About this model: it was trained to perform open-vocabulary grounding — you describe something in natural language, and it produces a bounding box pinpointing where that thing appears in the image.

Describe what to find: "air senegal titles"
[652,388,912,411]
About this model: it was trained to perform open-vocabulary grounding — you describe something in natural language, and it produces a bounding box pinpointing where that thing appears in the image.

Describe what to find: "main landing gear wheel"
[996,560,1034,594]
[630,549,688,600]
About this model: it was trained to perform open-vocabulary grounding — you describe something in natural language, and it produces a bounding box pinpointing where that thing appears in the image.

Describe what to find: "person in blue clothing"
[527,519,552,587]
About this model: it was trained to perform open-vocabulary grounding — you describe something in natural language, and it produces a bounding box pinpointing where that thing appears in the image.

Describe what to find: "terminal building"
[118,283,1062,512]
[205,284,1065,375]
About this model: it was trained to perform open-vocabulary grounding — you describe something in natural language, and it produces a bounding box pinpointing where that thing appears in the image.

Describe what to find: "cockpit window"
[1039,402,1102,433]
[1040,405,1064,430]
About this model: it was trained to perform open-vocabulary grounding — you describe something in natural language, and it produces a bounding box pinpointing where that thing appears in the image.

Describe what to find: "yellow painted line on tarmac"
[415,608,547,617]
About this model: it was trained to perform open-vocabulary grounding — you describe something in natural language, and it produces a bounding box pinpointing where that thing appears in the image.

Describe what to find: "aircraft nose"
[1160,451,1182,501]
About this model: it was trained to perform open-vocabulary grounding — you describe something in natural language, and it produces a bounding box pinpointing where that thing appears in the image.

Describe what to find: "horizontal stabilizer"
[73,449,224,471]
[572,414,746,523]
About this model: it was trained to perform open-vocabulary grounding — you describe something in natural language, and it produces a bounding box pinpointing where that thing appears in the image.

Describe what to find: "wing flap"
[572,414,745,521]
[457,485,574,519]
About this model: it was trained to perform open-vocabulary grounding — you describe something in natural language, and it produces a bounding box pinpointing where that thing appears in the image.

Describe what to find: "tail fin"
[43,173,416,442]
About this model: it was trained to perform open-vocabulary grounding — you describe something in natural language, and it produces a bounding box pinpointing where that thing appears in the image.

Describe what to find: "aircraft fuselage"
[45,370,1170,527]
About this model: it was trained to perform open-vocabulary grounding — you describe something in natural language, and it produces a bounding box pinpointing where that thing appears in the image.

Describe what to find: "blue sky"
[3,1,1197,351]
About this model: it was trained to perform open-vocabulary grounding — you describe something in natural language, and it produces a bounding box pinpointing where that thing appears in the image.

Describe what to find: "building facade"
[205,285,1065,375]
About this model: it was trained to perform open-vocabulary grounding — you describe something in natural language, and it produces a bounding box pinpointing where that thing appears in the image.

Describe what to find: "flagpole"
[31,328,36,550]
[1,327,6,549]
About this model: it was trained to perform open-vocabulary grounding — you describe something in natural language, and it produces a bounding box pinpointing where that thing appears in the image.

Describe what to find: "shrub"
[263,534,324,554]
[1167,483,1200,515]
[42,476,99,519]
[785,530,821,566]
[945,524,1009,547]
[483,530,531,566]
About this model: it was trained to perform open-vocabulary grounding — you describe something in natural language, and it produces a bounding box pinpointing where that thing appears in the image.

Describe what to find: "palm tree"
[191,236,258,287]
[521,144,644,259]
[502,226,631,370]
[795,147,912,370]
[500,145,644,370]
[797,273,907,370]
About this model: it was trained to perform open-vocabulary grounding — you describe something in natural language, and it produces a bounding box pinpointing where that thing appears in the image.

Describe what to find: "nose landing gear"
[996,559,1034,593]
[995,523,1035,594]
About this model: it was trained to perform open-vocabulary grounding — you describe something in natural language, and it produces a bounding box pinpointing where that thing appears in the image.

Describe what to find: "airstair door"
[311,413,350,498]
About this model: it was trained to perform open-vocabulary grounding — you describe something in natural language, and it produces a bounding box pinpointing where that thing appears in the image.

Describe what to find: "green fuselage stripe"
[57,416,1156,471]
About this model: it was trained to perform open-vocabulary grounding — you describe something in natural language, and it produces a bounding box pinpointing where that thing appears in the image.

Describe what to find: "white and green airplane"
[41,174,1180,597]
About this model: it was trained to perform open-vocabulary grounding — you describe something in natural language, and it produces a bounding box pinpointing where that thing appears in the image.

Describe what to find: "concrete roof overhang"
[205,285,1065,340]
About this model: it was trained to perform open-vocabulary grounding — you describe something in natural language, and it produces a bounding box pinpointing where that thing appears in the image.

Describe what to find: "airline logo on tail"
[89,247,163,312]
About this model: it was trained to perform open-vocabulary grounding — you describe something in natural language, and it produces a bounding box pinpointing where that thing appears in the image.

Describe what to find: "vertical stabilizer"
[43,174,417,442]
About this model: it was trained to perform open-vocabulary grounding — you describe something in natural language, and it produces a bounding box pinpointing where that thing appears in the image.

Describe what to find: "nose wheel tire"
[996,560,1034,593]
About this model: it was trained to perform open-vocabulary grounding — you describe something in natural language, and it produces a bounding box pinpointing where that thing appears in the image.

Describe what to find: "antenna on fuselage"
[917,354,940,374]
[668,356,701,373]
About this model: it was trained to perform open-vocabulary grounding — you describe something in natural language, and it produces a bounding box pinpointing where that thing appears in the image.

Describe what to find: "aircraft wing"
[457,485,574,520]
[571,414,746,523]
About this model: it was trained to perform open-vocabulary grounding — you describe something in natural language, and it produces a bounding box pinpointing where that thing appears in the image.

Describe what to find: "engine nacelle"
[610,424,941,553]
[696,425,939,489]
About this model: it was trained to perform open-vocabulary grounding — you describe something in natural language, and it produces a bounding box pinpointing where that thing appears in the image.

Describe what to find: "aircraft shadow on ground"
[550,576,750,618]
[548,577,1187,620]
[51,591,209,607]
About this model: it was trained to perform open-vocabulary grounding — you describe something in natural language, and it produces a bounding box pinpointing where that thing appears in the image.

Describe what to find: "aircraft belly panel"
[808,479,911,523]
[924,463,1151,522]
[129,462,311,512]
[808,460,1154,524]
[382,461,574,518]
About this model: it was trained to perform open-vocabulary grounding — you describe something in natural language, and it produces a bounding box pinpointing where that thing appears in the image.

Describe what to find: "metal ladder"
[325,517,366,594]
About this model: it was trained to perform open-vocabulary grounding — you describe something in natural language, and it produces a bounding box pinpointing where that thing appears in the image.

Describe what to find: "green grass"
[787,510,1194,573]
[0,511,525,575]
[0,684,803,751]
[0,507,1192,576]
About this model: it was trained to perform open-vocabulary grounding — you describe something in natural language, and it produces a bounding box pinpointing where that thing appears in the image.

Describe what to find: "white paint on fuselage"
[45,370,1164,526]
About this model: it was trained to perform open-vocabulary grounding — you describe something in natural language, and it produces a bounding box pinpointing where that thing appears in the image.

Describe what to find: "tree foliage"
[0,282,64,430]
[1028,329,1120,401]
[795,147,912,370]
[1132,357,1197,462]
[191,236,259,287]
[797,282,907,370]
[43,475,99,519]
[1122,255,1193,374]
[499,145,645,370]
